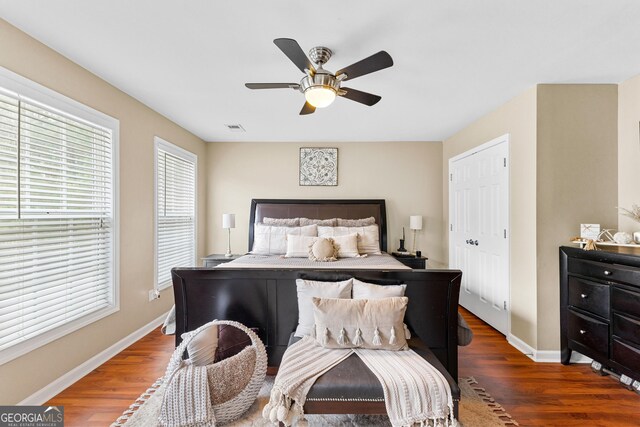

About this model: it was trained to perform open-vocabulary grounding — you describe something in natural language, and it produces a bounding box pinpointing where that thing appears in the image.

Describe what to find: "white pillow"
[252,224,317,255]
[318,225,381,255]
[285,235,317,258]
[331,233,360,258]
[352,278,407,299]
[294,278,353,337]
[185,324,218,366]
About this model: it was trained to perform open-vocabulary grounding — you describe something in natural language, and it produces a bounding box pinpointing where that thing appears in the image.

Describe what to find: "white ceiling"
[2,1,640,142]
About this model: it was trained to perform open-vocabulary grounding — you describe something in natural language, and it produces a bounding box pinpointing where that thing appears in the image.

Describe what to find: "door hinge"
[503,158,506,167]
[450,224,453,231]
[450,173,453,182]
[504,229,507,238]
[503,301,507,310]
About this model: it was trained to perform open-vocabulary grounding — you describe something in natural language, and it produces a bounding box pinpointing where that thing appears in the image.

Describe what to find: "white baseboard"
[18,311,169,405]
[507,333,591,363]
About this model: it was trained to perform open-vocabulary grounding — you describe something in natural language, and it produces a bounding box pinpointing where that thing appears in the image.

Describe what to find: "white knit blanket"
[264,336,457,427]
[159,362,214,427]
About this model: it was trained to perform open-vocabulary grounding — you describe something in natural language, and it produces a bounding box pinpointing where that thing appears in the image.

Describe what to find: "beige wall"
[443,87,539,346]
[536,85,618,350]
[206,141,444,265]
[0,19,207,404]
[618,75,640,232]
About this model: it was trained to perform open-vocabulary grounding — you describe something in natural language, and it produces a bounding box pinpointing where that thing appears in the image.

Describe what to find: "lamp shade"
[222,213,236,229]
[409,215,423,231]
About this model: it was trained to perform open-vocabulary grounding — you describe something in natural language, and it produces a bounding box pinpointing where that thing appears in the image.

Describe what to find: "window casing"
[0,67,119,365]
[154,137,196,290]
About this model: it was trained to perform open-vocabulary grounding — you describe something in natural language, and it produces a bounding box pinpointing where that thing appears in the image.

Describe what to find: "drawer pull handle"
[580,293,588,299]
[604,270,612,276]
[579,329,587,335]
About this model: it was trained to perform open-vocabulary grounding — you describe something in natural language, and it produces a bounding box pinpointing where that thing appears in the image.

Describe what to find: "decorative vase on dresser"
[560,246,640,390]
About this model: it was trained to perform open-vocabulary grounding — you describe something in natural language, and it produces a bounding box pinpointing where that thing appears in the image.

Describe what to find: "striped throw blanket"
[264,336,457,427]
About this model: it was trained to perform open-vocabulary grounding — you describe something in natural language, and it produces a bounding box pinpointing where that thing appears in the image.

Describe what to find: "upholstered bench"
[287,334,460,419]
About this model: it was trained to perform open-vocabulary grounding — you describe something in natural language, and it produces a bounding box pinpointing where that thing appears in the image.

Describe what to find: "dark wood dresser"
[560,246,640,386]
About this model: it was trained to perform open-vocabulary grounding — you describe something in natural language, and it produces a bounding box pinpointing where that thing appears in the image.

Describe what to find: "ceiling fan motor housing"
[299,69,340,95]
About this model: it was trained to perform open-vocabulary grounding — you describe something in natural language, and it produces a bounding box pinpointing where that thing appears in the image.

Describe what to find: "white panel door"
[449,135,509,335]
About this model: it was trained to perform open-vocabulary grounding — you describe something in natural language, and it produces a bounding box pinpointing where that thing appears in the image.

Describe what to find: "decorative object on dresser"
[203,254,242,268]
[222,213,236,257]
[560,246,640,393]
[410,215,423,254]
[580,223,600,240]
[397,226,407,252]
[299,147,338,186]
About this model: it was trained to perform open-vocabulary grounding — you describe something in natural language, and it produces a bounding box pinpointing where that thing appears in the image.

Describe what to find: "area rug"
[112,376,518,427]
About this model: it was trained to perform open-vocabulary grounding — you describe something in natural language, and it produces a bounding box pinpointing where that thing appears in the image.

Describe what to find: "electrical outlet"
[148,289,160,302]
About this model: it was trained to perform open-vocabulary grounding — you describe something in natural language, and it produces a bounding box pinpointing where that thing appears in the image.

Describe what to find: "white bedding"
[215,252,410,270]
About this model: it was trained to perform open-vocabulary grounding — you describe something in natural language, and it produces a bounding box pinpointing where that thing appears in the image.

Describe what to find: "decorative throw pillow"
[299,217,337,226]
[252,224,317,255]
[312,296,409,350]
[330,233,360,258]
[214,325,259,362]
[285,235,317,258]
[352,278,407,299]
[186,323,218,366]
[317,225,381,254]
[294,278,353,337]
[308,237,339,262]
[336,217,376,227]
[263,217,300,226]
[207,346,256,405]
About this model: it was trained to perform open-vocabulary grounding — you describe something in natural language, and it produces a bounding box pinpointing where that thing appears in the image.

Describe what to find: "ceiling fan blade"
[339,87,382,106]
[245,83,300,90]
[300,101,316,115]
[336,51,393,81]
[274,38,316,74]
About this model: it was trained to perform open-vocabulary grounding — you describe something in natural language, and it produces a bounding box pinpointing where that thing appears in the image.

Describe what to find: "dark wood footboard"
[171,268,462,379]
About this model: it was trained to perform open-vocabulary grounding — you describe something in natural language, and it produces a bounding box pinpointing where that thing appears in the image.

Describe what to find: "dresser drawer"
[567,309,609,357]
[612,286,640,318]
[612,338,640,373]
[613,313,640,347]
[568,258,640,286]
[568,276,609,318]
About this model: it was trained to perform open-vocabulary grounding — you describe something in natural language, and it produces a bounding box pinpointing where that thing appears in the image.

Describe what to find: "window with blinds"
[155,138,196,289]
[0,71,118,364]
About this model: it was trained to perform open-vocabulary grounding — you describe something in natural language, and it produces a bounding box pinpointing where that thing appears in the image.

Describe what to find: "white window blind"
[0,76,117,364]
[155,138,196,289]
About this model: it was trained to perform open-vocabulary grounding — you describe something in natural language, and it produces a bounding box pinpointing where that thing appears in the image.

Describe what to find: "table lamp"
[222,213,236,257]
[410,215,423,255]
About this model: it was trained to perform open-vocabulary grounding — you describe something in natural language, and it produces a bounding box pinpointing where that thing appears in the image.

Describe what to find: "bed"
[170,199,462,381]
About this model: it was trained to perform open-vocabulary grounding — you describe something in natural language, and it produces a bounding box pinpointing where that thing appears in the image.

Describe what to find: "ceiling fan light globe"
[304,87,336,108]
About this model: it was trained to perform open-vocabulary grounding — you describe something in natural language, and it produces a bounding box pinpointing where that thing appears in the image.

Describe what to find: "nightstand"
[202,253,242,267]
[392,254,428,269]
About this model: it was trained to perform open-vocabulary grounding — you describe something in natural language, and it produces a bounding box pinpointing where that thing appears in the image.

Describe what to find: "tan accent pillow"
[317,225,381,254]
[308,237,338,262]
[186,324,218,366]
[207,346,256,404]
[285,235,317,258]
[295,278,353,337]
[263,217,300,226]
[299,217,337,226]
[331,233,359,258]
[312,296,409,350]
[336,217,376,227]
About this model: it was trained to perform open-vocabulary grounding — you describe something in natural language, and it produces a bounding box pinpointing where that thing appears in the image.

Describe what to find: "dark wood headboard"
[248,199,387,252]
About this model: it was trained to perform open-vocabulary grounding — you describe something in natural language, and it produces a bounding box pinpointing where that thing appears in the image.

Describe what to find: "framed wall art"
[299,147,338,186]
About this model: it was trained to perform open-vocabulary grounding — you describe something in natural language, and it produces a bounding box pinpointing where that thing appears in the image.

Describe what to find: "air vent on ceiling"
[225,124,245,132]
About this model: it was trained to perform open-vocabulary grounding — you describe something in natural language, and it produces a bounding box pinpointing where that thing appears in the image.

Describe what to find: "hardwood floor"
[47,308,640,426]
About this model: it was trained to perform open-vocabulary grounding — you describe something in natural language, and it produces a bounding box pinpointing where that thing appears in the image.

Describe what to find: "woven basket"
[164,319,268,424]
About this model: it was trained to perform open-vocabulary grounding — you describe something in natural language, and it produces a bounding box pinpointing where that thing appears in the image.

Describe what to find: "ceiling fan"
[245,38,393,115]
